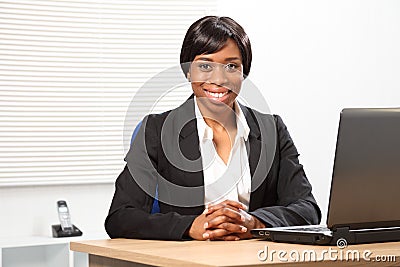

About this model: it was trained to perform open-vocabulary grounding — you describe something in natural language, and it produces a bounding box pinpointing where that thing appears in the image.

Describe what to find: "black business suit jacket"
[105,97,321,240]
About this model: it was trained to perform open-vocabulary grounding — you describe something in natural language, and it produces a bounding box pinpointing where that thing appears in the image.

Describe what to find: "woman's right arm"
[105,165,197,240]
[104,115,197,240]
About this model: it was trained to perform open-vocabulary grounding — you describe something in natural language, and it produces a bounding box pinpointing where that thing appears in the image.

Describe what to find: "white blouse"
[194,97,252,210]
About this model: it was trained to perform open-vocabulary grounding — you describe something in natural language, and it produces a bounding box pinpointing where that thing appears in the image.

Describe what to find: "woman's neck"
[197,100,237,132]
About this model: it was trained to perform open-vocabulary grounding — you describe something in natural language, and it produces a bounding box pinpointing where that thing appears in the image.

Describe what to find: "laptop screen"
[327,108,400,230]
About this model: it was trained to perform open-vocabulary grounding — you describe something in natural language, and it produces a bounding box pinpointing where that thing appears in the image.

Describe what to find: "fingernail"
[235,237,240,241]
[203,233,209,239]
[203,208,208,214]
[241,226,248,232]
[204,222,208,229]
[241,215,245,222]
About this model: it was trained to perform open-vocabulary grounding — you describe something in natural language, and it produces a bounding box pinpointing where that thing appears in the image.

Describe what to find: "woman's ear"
[186,72,191,81]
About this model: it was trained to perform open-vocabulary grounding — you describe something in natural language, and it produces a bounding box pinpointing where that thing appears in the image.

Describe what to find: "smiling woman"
[189,39,243,108]
[105,16,321,241]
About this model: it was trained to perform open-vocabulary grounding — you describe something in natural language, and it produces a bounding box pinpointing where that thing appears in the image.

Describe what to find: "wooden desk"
[70,239,400,267]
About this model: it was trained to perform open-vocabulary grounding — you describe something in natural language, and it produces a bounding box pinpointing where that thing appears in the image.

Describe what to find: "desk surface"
[70,238,400,267]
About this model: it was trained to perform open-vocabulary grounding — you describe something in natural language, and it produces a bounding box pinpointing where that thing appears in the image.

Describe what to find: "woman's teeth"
[205,90,228,98]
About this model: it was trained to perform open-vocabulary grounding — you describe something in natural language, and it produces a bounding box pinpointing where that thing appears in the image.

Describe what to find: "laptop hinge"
[332,226,355,245]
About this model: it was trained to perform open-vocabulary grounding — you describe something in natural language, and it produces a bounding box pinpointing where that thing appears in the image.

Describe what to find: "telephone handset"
[52,200,82,238]
[57,200,73,232]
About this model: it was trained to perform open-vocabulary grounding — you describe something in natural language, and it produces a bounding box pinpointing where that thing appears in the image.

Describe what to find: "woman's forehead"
[193,39,242,63]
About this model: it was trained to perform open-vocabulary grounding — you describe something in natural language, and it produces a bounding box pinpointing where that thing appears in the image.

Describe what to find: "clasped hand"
[188,200,265,241]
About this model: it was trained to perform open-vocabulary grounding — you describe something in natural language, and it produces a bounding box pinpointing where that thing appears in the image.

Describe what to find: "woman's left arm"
[248,114,321,228]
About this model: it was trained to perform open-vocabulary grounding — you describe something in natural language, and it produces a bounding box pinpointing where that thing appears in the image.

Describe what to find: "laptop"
[251,108,400,245]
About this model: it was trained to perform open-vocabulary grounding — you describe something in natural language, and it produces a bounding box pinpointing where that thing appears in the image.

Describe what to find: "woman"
[105,16,321,241]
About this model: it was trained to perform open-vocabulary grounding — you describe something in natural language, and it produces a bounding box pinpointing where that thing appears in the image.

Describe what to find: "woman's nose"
[208,65,228,86]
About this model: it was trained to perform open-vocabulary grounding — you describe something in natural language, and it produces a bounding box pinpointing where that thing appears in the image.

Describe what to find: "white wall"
[218,0,400,222]
[0,183,114,238]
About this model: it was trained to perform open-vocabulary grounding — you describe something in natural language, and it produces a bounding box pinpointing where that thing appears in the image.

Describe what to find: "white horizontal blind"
[0,0,216,186]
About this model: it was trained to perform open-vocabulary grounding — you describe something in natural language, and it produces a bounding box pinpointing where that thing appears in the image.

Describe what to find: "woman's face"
[189,38,243,111]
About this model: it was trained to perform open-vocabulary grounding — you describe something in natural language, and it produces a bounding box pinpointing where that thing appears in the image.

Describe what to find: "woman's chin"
[196,95,236,115]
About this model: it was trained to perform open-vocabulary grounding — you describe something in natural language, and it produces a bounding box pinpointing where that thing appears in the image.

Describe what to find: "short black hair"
[180,16,252,77]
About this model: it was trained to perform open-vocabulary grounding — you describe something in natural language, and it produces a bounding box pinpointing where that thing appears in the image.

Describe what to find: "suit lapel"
[240,104,262,178]
[174,97,205,205]
[241,105,277,210]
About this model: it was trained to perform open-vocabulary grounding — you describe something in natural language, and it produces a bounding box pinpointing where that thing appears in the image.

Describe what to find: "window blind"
[0,0,217,186]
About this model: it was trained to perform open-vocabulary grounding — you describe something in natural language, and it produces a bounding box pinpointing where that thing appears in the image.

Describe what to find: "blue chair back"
[131,121,160,214]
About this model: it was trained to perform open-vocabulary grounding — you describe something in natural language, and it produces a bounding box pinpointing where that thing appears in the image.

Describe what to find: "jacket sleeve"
[104,116,197,240]
[249,115,321,227]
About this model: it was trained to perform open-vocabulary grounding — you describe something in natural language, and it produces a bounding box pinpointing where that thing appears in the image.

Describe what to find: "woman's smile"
[202,86,232,103]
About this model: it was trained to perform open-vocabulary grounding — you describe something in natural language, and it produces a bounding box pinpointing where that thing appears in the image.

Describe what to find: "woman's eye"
[225,63,238,72]
[198,63,213,71]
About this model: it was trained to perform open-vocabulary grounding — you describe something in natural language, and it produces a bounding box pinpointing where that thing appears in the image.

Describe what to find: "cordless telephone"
[52,200,82,238]
[57,200,73,232]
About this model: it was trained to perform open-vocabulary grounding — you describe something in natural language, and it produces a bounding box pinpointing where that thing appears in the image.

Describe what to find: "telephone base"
[52,224,83,238]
